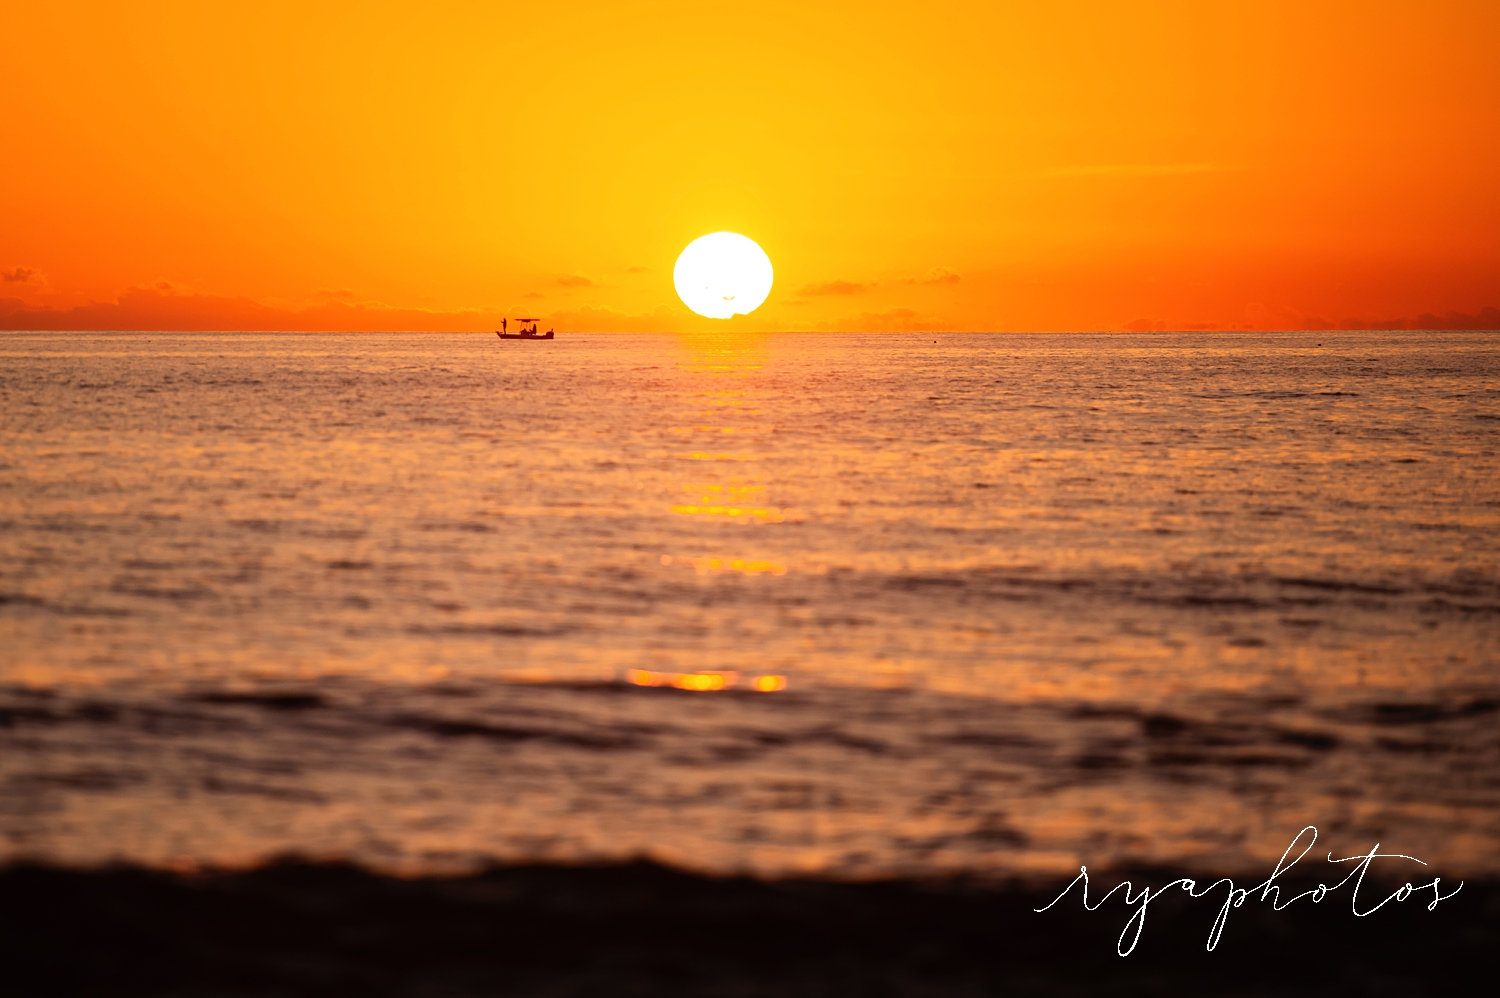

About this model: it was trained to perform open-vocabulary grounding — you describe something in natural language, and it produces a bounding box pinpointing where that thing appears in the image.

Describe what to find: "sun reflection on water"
[624,668,787,692]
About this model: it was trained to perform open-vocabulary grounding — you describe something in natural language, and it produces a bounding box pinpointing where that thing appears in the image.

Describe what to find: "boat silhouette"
[496,317,554,340]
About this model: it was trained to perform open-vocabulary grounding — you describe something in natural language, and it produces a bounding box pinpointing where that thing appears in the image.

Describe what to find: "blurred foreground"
[2,860,1494,996]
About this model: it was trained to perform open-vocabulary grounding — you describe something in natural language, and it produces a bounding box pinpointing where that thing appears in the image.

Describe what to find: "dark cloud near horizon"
[0,286,707,334]
[1125,306,1500,332]
[4,282,1495,334]
[0,285,502,332]
[556,274,594,288]
[523,291,544,299]
[4,267,36,283]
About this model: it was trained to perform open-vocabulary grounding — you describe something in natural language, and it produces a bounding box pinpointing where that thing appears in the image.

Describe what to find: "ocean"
[2,330,1497,880]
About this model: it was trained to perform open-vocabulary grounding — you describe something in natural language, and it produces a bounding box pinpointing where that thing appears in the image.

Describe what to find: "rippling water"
[2,330,1497,878]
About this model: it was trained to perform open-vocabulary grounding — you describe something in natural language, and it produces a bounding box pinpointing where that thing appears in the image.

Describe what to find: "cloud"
[3,267,37,283]
[315,288,356,300]
[522,291,544,299]
[556,273,594,287]
[909,267,961,285]
[625,266,650,274]
[0,285,506,332]
[799,280,871,296]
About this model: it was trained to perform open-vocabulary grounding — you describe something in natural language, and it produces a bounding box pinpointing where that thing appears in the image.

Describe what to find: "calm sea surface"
[2,330,1497,878]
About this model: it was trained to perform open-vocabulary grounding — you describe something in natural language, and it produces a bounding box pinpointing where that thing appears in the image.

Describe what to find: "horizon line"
[4,328,1497,335]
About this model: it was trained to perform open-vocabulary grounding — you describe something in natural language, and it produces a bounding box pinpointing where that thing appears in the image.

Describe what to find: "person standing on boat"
[501,318,507,334]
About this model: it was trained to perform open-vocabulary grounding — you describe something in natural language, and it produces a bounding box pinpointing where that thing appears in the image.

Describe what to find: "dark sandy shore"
[1,860,1493,996]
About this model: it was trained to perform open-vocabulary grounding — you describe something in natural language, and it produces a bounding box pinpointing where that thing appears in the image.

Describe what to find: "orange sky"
[3,0,1498,331]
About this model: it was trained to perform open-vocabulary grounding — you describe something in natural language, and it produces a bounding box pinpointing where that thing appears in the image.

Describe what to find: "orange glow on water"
[2,330,1495,880]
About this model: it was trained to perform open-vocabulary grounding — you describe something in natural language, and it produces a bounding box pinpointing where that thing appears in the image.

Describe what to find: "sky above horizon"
[3,0,1498,332]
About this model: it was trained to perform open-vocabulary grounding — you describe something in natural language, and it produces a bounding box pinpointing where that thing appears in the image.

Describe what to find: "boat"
[496,317,554,340]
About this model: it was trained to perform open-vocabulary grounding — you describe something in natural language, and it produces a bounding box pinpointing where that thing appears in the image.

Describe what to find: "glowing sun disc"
[673,232,774,319]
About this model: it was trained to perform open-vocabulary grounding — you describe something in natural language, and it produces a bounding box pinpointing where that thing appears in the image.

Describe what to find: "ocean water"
[2,330,1497,879]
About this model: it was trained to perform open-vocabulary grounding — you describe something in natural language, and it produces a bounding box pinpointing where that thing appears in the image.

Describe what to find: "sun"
[673,232,774,319]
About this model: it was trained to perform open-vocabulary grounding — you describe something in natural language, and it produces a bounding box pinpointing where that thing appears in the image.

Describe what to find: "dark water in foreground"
[1,331,1497,878]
